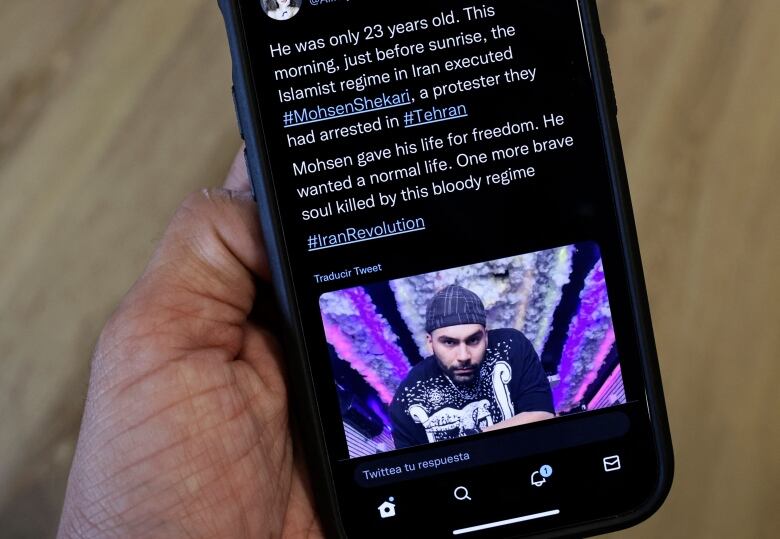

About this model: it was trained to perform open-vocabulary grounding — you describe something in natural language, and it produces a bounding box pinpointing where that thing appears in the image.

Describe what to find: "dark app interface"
[241,0,657,535]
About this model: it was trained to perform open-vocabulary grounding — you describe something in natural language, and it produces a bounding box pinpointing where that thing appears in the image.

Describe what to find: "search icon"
[453,486,471,501]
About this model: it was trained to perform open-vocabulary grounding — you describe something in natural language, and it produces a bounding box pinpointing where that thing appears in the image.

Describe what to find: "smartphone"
[217,0,673,536]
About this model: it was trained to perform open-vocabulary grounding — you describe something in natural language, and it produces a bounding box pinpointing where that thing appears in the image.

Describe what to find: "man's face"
[428,324,488,385]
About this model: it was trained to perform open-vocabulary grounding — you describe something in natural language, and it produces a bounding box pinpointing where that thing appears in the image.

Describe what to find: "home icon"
[377,497,397,519]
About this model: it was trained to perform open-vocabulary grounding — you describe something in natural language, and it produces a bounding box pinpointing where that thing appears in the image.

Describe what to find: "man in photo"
[390,285,555,449]
[261,0,301,21]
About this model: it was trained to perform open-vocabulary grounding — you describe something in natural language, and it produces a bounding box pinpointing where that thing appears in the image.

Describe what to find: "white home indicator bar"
[452,509,561,535]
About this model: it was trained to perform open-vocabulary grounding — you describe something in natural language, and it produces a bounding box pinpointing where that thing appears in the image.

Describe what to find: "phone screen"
[232,0,668,536]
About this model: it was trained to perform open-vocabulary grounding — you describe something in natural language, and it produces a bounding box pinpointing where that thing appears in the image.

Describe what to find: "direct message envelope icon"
[378,497,396,519]
[603,455,622,472]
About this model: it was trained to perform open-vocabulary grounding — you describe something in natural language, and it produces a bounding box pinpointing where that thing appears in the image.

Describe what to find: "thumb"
[143,187,268,303]
[102,152,268,364]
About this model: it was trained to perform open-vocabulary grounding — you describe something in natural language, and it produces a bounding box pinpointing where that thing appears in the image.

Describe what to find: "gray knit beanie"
[425,285,487,333]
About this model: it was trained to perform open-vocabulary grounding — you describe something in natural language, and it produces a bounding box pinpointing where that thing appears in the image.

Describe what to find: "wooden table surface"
[1,0,778,537]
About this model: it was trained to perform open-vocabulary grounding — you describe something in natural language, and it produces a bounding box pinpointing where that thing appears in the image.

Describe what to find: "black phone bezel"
[215,0,674,536]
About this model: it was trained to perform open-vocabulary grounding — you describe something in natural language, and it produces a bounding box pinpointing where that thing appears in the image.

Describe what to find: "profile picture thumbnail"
[261,0,301,21]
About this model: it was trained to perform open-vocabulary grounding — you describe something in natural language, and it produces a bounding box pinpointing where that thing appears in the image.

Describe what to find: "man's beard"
[446,365,480,385]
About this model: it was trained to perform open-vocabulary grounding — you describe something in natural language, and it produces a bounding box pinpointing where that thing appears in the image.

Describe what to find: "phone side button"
[243,147,256,201]
[597,33,619,117]
[231,85,245,141]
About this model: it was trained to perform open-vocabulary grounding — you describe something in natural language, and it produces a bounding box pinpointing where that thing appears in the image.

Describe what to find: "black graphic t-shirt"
[390,328,554,450]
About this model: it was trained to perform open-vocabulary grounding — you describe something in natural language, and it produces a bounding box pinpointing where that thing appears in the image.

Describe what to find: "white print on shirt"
[399,343,516,443]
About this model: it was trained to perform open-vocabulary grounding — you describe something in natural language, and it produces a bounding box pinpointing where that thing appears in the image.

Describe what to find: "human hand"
[57,150,323,538]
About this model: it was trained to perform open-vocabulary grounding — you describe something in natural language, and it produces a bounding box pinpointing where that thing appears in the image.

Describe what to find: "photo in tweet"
[319,242,627,459]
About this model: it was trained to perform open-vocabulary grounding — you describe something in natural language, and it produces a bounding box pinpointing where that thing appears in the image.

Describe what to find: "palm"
[62,317,320,538]
[59,188,323,538]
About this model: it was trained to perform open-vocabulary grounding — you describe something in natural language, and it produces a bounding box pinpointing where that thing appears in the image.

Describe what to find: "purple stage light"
[345,287,411,386]
[321,287,411,404]
[553,259,615,413]
[322,318,396,404]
